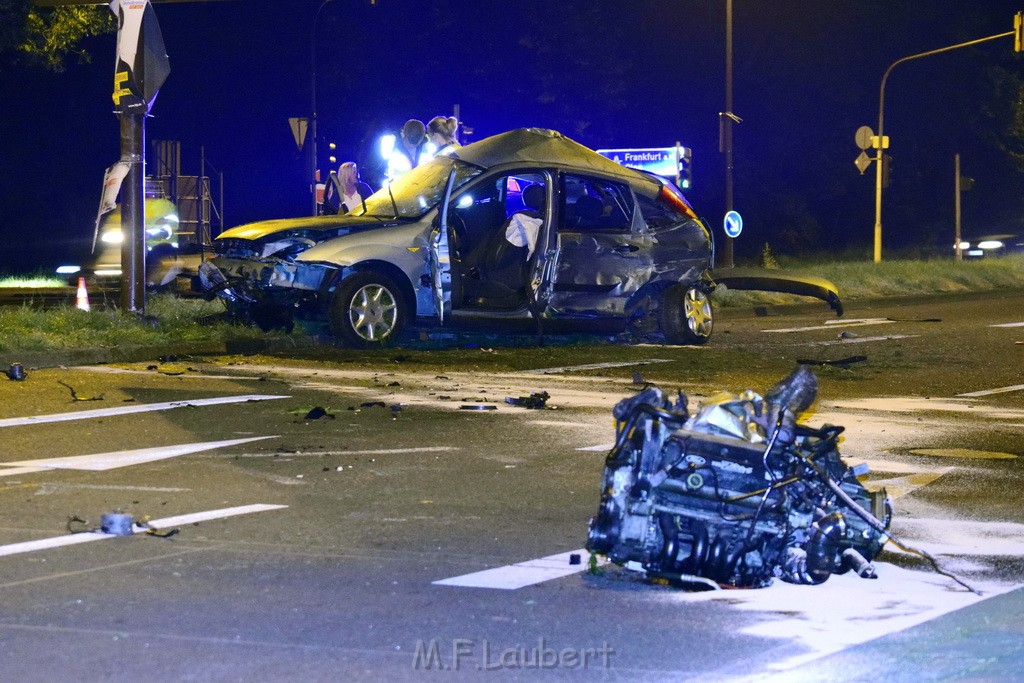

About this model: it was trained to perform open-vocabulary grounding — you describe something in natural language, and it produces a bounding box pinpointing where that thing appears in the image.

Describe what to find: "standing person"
[427,116,460,156]
[386,119,429,182]
[324,162,373,215]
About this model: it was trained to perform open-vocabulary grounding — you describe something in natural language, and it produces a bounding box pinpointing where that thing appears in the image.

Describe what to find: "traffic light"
[1016,11,1023,53]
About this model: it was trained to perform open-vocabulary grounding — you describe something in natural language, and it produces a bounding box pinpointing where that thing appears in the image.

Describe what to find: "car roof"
[450,128,662,196]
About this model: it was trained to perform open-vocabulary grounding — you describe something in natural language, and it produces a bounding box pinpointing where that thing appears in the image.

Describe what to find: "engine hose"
[805,512,847,584]
[646,570,721,591]
[805,456,982,596]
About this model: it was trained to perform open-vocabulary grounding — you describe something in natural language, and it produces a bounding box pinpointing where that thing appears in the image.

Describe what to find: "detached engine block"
[587,366,891,588]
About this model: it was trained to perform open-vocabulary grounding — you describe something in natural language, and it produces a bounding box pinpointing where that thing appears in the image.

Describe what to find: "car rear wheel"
[660,283,713,345]
[329,271,407,348]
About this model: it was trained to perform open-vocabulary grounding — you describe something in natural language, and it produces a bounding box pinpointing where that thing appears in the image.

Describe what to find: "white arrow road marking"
[433,549,607,590]
[0,395,290,429]
[520,359,672,374]
[956,384,1024,397]
[0,436,278,474]
[0,504,287,558]
[764,318,895,333]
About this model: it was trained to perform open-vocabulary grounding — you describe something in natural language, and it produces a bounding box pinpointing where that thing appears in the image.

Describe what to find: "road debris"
[5,363,27,381]
[57,379,104,401]
[588,366,891,589]
[504,391,551,409]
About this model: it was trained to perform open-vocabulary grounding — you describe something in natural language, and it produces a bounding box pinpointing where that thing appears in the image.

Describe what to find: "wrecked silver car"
[198,128,838,347]
[587,366,891,588]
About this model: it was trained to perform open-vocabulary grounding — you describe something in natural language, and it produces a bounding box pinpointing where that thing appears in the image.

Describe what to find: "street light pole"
[873,30,1013,263]
[311,0,334,216]
[720,0,735,269]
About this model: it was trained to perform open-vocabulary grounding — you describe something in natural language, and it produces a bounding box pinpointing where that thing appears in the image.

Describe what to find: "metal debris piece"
[57,380,104,401]
[587,366,892,589]
[100,512,134,536]
[5,363,26,381]
[504,391,551,409]
[360,401,386,408]
[460,405,497,411]
[304,406,334,420]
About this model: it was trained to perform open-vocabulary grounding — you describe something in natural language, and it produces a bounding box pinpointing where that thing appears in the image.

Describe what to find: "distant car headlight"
[958,240,970,250]
[101,230,123,244]
[978,240,1004,250]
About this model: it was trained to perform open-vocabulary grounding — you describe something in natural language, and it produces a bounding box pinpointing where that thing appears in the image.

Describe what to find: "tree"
[0,0,113,72]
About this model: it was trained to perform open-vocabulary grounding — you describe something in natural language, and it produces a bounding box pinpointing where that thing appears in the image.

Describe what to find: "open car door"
[429,167,461,323]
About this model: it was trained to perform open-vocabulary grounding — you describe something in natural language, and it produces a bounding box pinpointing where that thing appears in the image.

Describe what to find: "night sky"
[1,0,1022,272]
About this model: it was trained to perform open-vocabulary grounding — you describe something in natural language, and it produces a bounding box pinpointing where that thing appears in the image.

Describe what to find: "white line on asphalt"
[433,549,607,590]
[0,504,287,558]
[0,436,278,472]
[956,384,1024,397]
[521,359,672,375]
[991,322,1024,327]
[193,446,462,459]
[0,395,290,429]
[0,467,50,477]
[577,443,614,452]
[34,483,192,494]
[764,319,895,333]
[805,334,919,345]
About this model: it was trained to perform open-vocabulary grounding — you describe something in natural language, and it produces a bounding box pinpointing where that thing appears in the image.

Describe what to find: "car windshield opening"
[358,158,482,219]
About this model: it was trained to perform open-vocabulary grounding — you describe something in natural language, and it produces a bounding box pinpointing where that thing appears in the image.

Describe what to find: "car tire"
[329,271,408,348]
[660,283,713,345]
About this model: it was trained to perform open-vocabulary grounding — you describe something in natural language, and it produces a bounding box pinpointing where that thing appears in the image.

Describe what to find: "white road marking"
[764,319,895,333]
[433,549,606,590]
[909,448,1017,459]
[34,483,192,495]
[864,469,953,499]
[0,504,287,558]
[991,321,1024,327]
[0,436,277,472]
[577,443,614,452]
[0,395,290,429]
[193,446,461,459]
[956,384,1024,397]
[521,359,672,375]
[805,334,919,345]
[706,564,1015,673]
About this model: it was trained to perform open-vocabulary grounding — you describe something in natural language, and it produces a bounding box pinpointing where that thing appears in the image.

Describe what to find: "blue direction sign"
[597,146,692,189]
[724,210,743,238]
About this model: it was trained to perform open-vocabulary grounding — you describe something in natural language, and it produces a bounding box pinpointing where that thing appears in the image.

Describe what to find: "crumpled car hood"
[217,214,389,241]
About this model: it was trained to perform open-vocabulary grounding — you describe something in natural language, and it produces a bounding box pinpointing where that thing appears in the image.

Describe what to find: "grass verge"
[0,255,1022,353]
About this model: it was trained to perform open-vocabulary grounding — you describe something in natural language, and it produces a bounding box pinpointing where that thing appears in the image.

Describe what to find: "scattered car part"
[587,366,891,588]
[6,363,26,381]
[711,267,843,316]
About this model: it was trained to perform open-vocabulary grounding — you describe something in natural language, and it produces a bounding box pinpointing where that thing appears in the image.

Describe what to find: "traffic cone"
[75,276,91,312]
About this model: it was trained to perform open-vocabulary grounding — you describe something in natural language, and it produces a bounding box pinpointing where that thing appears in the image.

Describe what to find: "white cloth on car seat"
[504,213,543,258]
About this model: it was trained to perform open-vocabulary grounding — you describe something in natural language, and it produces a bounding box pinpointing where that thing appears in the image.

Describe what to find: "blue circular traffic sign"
[724,210,743,238]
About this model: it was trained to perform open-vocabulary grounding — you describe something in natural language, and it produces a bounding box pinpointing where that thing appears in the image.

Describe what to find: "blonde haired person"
[324,162,372,215]
[427,116,460,156]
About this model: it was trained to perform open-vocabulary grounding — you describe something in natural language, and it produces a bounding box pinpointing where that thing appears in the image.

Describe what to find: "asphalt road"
[0,290,1022,681]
